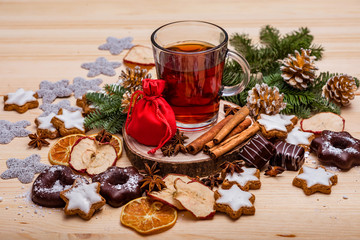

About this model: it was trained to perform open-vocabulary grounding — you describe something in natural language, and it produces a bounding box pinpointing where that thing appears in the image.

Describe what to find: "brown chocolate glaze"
[311,130,360,170]
[92,166,143,208]
[238,134,276,169]
[271,141,305,171]
[31,165,85,208]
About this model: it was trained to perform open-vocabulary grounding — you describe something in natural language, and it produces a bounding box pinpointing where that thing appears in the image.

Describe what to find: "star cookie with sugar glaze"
[4,88,39,113]
[286,127,315,149]
[214,184,255,219]
[35,113,59,139]
[51,109,85,137]
[60,178,105,220]
[293,166,337,195]
[257,113,298,140]
[222,167,261,191]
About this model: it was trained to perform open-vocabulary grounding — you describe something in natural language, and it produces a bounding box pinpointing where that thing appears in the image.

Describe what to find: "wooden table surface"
[0,0,360,239]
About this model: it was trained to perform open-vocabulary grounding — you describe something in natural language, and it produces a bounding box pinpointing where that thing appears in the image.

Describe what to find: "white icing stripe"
[296,166,335,188]
[5,88,36,106]
[216,185,253,211]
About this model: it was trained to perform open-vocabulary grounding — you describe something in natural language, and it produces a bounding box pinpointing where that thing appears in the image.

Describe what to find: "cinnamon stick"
[213,106,250,144]
[204,117,252,151]
[186,115,233,155]
[209,122,260,159]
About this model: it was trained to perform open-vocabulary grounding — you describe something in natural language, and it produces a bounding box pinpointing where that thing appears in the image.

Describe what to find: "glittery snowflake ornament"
[81,57,121,77]
[98,36,134,55]
[0,154,49,184]
[37,80,73,103]
[0,120,31,144]
[70,77,103,99]
[39,99,81,117]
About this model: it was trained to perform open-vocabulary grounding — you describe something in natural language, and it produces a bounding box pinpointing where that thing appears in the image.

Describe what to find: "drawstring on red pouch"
[125,79,177,155]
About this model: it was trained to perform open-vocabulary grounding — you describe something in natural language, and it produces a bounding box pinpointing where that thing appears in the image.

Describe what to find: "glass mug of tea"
[151,20,250,130]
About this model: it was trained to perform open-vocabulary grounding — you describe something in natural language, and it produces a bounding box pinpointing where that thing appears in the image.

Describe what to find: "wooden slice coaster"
[123,101,248,177]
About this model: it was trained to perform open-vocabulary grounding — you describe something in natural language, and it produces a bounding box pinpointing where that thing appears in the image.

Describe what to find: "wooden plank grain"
[0,0,360,239]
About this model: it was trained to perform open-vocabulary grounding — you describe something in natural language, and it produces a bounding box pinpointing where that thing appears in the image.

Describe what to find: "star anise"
[139,162,166,192]
[173,144,187,156]
[28,133,50,150]
[264,166,285,177]
[95,129,112,143]
[224,104,241,117]
[161,143,174,157]
[201,173,223,190]
[219,160,244,176]
[171,129,189,145]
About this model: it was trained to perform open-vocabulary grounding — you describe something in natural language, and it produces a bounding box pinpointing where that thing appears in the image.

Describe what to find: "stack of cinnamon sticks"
[186,106,259,159]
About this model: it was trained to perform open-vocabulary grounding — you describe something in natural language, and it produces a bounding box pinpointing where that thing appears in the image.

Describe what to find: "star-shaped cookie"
[69,77,103,99]
[81,57,121,77]
[222,167,261,191]
[37,80,73,104]
[0,120,31,144]
[98,36,134,55]
[39,99,81,117]
[60,179,105,220]
[214,184,255,219]
[4,88,39,113]
[0,154,49,184]
[292,166,337,195]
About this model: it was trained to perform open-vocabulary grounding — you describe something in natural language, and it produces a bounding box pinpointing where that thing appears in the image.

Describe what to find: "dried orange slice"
[48,134,84,166]
[89,133,123,158]
[120,197,177,235]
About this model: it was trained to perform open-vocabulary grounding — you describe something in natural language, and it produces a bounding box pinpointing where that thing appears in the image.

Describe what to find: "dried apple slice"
[147,174,192,210]
[174,179,215,220]
[300,112,345,135]
[123,45,155,70]
[69,136,118,175]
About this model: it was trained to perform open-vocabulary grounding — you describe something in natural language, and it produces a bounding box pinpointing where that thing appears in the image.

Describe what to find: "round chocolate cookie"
[31,165,84,208]
[310,130,360,170]
[92,166,143,208]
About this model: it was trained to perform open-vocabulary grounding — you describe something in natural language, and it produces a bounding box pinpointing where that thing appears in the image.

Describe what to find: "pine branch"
[84,84,127,134]
[230,25,324,75]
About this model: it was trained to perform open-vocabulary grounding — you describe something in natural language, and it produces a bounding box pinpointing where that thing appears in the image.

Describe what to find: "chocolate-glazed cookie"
[270,141,305,171]
[238,134,276,169]
[31,165,84,208]
[310,130,360,170]
[92,166,143,208]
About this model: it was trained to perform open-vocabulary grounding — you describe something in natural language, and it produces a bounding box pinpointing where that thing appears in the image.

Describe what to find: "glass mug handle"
[221,50,251,97]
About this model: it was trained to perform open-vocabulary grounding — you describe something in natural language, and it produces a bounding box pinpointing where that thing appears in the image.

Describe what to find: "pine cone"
[322,74,357,106]
[280,48,318,90]
[246,83,286,118]
[118,66,151,92]
[121,91,133,113]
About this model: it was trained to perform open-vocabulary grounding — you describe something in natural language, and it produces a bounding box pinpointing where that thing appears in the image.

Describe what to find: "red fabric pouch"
[125,79,176,154]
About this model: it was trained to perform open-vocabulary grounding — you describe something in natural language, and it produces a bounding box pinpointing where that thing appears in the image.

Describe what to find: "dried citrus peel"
[120,197,177,235]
